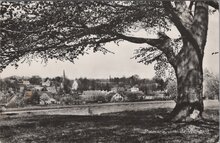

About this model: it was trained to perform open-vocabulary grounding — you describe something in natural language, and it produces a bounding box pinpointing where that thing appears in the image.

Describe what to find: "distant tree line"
[0,75,167,95]
[75,75,167,94]
[1,70,218,101]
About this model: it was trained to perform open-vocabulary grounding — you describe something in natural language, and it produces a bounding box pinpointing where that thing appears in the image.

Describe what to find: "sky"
[0,12,219,80]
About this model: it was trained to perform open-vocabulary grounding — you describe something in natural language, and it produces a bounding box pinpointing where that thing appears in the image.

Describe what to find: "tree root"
[164,102,204,122]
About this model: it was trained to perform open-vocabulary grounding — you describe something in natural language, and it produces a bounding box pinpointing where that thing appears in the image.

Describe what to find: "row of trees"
[77,78,111,91]
[0,74,165,89]
[77,76,167,93]
[1,70,218,101]
[0,74,167,97]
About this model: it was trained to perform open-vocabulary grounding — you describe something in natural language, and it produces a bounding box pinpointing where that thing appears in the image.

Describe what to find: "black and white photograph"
[0,1,219,142]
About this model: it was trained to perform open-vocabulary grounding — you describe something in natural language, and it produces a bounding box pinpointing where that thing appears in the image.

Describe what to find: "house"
[46,86,57,94]
[111,86,125,92]
[144,96,154,100]
[39,92,57,105]
[110,93,124,102]
[44,98,57,105]
[34,85,44,91]
[18,79,30,86]
[17,79,31,92]
[6,95,18,108]
[22,80,30,86]
[130,86,139,92]
[82,90,108,95]
[42,78,51,87]
[40,92,50,100]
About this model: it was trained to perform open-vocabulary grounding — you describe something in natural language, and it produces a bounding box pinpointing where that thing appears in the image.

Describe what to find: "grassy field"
[0,107,219,143]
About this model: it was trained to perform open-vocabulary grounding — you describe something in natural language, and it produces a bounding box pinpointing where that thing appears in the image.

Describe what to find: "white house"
[22,80,30,85]
[130,87,139,92]
[42,79,51,87]
[34,85,44,91]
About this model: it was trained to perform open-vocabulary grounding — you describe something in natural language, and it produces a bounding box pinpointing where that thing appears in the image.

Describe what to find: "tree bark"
[167,2,209,122]
[170,42,204,122]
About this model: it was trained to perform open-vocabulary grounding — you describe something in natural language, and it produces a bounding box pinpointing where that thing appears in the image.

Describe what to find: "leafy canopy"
[0,1,170,71]
[1,1,218,78]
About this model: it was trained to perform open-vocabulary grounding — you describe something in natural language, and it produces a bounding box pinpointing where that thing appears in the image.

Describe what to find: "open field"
[0,100,219,143]
[2,100,219,116]
[2,100,176,116]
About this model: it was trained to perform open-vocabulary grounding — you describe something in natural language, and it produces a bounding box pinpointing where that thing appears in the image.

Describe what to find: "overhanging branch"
[114,32,177,67]
[114,33,165,46]
[162,1,203,63]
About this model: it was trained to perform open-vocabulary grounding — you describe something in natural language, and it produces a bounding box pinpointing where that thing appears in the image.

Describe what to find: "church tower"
[61,70,66,89]
[63,70,66,81]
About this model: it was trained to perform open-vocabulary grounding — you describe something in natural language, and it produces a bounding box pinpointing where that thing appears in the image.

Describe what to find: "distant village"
[0,70,172,108]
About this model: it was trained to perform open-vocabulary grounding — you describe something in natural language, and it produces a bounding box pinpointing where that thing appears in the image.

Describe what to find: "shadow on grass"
[0,108,218,143]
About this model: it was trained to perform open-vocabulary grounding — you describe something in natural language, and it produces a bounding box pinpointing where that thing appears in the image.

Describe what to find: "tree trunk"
[170,42,204,122]
[167,2,208,122]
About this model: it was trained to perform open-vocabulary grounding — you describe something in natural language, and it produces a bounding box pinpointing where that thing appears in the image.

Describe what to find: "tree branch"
[162,1,203,63]
[163,1,193,38]
[114,32,177,67]
[189,1,194,11]
[205,0,219,10]
[114,33,165,46]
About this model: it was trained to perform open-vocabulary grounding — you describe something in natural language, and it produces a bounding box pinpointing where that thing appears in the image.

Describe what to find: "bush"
[16,96,25,107]
[204,70,219,100]
[122,91,145,102]
[105,92,115,102]
[79,90,108,103]
[31,91,40,104]
[60,96,76,105]
[166,79,177,102]
[25,91,40,105]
